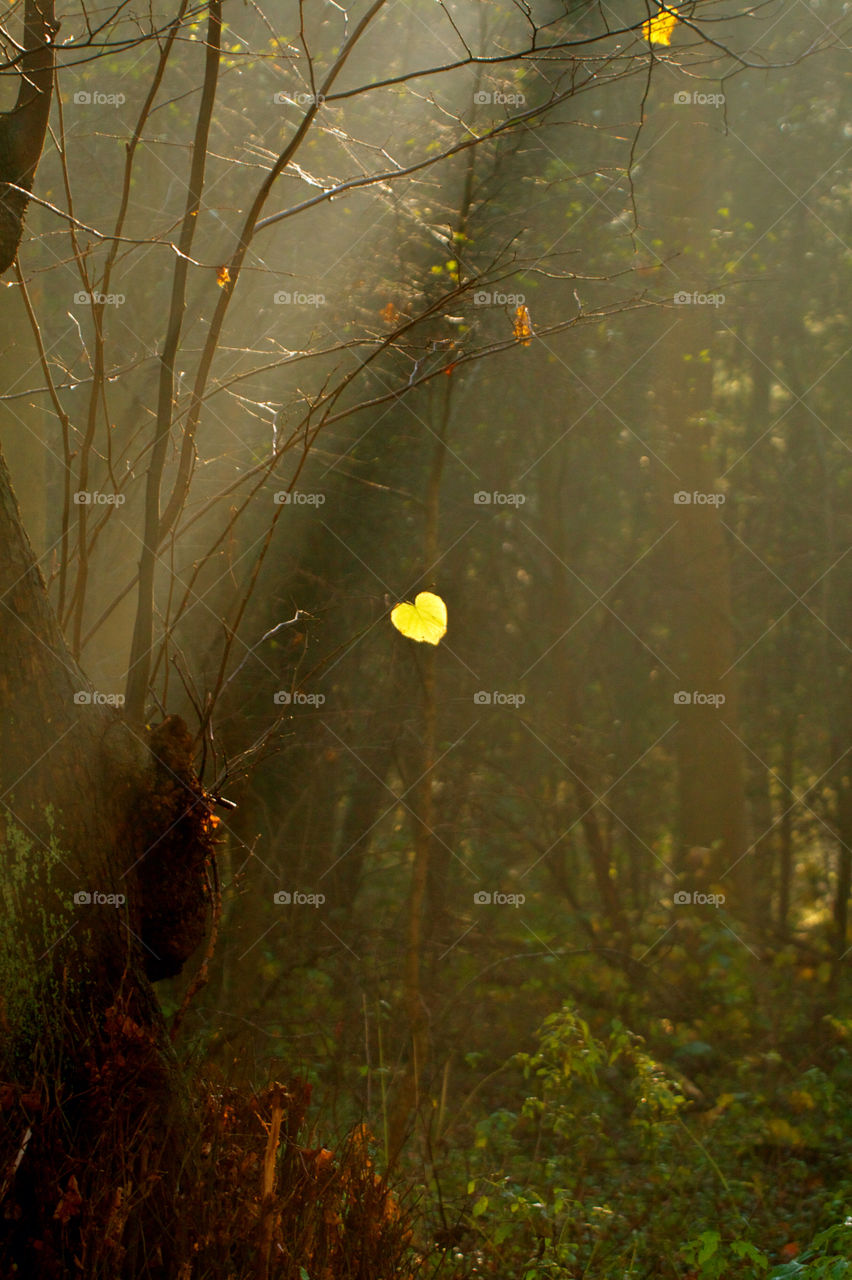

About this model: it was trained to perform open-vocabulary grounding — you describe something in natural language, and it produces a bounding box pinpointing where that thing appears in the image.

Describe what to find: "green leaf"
[698,1231,721,1265]
[731,1240,768,1270]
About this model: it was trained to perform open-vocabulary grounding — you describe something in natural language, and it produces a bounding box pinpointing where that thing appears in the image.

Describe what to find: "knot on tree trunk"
[0,184,32,275]
[124,714,217,982]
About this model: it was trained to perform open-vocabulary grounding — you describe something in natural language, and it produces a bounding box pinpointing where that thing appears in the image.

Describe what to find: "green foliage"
[771,1223,852,1278]
[440,1006,689,1276]
[681,1221,852,1280]
[0,811,74,1062]
[682,1230,769,1279]
[411,973,852,1279]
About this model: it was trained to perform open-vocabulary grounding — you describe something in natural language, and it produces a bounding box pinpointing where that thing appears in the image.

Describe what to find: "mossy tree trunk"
[0,438,213,1275]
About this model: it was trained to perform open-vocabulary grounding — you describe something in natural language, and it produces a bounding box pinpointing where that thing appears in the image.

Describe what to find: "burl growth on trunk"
[125,714,217,982]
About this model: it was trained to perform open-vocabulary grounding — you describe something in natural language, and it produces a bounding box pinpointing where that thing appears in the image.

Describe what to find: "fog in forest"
[1,1,851,1276]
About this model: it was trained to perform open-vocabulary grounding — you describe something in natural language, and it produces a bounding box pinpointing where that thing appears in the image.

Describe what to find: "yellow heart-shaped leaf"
[390,591,447,645]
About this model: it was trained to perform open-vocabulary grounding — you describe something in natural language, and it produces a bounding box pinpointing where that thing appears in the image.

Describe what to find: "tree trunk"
[388,386,451,1162]
[0,0,56,274]
[644,104,751,910]
[666,390,750,899]
[778,720,795,936]
[0,441,213,1276]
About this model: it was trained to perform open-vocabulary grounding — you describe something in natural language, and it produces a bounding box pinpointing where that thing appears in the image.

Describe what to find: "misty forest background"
[3,0,852,1276]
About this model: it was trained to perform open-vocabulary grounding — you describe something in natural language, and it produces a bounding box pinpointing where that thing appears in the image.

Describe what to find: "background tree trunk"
[646,109,752,910]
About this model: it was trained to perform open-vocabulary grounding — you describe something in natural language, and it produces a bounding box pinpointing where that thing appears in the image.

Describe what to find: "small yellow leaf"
[390,591,447,645]
[216,265,231,288]
[643,7,678,45]
[767,1116,802,1145]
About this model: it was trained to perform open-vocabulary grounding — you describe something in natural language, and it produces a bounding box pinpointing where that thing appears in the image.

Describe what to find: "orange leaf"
[380,301,401,326]
[216,265,231,288]
[512,304,532,346]
[54,1175,83,1225]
